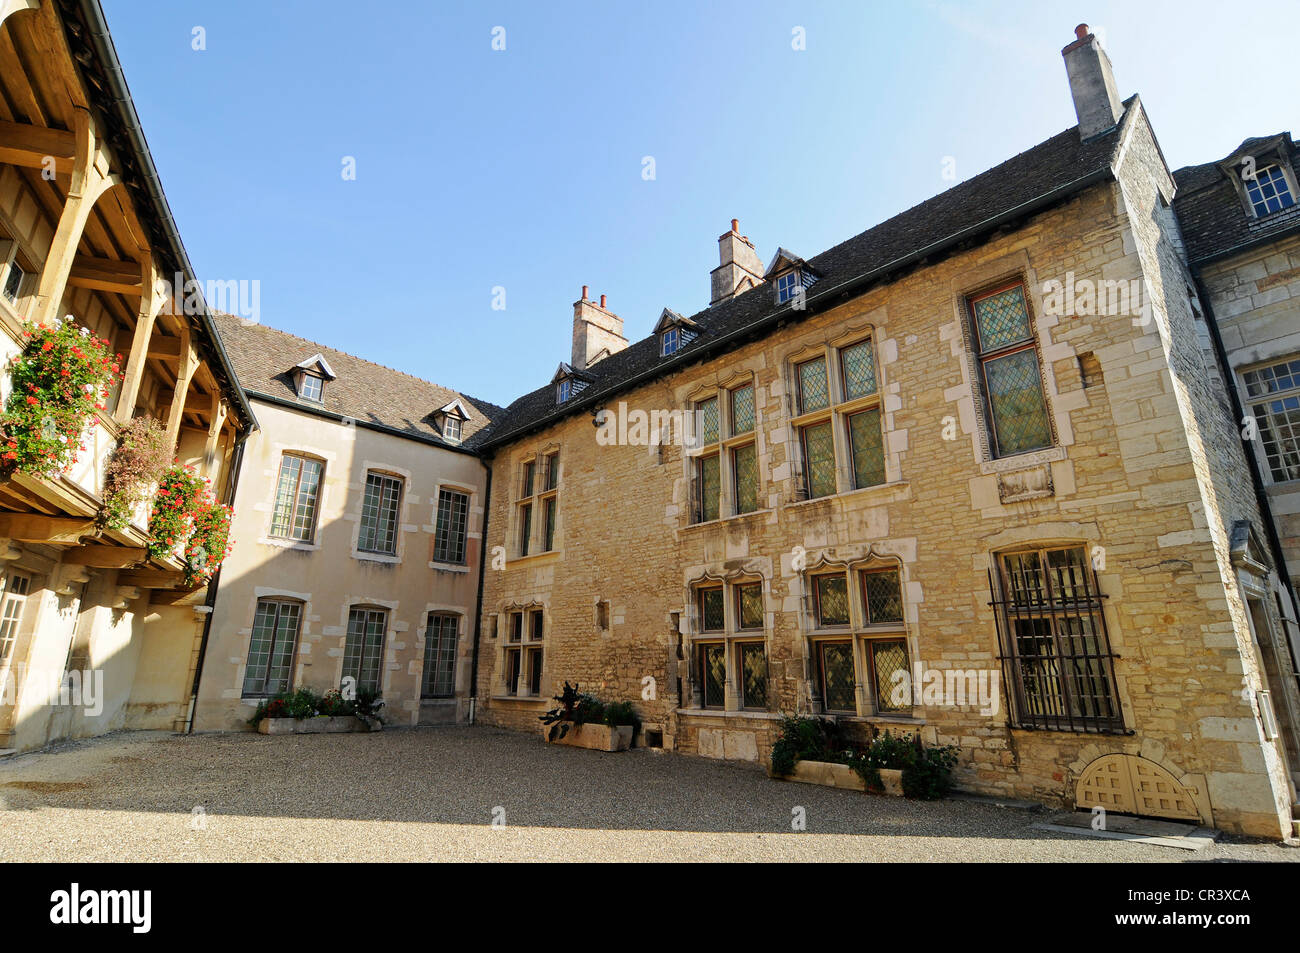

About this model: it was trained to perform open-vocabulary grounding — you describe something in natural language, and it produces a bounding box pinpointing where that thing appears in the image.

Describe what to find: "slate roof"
[1172,133,1300,265]
[211,313,504,450]
[478,100,1138,451]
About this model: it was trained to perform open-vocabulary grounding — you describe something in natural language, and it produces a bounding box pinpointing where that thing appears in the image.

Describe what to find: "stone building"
[0,0,252,751]
[470,26,1300,839]
[193,316,497,730]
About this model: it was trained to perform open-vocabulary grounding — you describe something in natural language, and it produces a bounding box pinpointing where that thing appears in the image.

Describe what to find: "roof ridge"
[212,312,482,404]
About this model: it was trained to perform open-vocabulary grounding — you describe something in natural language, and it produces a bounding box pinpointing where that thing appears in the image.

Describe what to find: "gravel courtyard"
[0,726,1294,862]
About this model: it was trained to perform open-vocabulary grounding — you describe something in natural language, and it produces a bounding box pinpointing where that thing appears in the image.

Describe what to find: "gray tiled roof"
[477,103,1135,451]
[211,313,503,450]
[1172,133,1300,265]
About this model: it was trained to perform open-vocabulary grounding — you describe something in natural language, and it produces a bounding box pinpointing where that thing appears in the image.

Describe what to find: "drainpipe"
[467,456,493,725]
[184,433,248,733]
[1193,272,1300,635]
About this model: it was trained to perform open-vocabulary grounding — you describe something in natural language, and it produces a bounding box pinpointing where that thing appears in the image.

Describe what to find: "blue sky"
[101,0,1297,408]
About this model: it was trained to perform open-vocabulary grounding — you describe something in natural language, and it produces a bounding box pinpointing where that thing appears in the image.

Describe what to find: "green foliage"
[769,714,845,777]
[147,463,233,586]
[539,682,639,741]
[248,686,385,725]
[100,415,171,530]
[0,317,120,479]
[847,730,959,799]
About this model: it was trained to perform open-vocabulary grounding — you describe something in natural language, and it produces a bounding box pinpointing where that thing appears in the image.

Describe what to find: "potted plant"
[848,730,959,799]
[539,682,639,751]
[768,715,864,791]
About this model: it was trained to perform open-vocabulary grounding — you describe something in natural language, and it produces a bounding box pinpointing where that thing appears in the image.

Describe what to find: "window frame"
[1243,162,1297,218]
[2,257,26,305]
[502,607,545,697]
[1242,355,1300,484]
[269,452,325,543]
[515,450,559,555]
[357,471,404,556]
[298,372,324,402]
[790,337,886,500]
[966,280,1054,459]
[0,571,31,669]
[241,598,303,698]
[775,270,801,303]
[690,378,760,523]
[688,578,769,713]
[443,415,462,442]
[342,605,388,695]
[661,326,679,356]
[433,487,471,564]
[420,612,459,698]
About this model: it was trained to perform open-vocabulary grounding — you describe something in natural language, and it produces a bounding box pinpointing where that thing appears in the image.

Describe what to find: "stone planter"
[541,722,633,752]
[877,767,905,797]
[257,715,381,735]
[777,759,868,792]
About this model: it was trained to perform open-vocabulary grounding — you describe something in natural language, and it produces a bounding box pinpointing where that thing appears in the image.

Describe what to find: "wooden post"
[203,394,227,477]
[163,322,196,450]
[32,108,120,325]
[0,0,40,33]
[115,253,166,424]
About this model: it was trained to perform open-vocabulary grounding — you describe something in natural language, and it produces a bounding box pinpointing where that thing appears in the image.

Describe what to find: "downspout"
[184,432,248,733]
[1192,272,1300,625]
[467,455,493,725]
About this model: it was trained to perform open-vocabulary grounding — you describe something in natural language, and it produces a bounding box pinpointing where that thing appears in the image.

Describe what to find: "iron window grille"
[988,546,1125,734]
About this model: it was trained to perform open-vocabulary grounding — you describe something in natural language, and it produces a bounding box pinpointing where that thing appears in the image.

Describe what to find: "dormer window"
[1244,164,1295,217]
[776,271,801,304]
[298,373,323,402]
[765,248,818,306]
[552,363,591,405]
[435,399,471,444]
[653,308,699,360]
[557,378,572,403]
[290,353,337,403]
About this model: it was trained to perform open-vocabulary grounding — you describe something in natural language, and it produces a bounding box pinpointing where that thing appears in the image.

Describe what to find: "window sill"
[260,536,319,552]
[675,708,782,721]
[832,713,925,726]
[783,480,910,510]
[490,694,548,705]
[979,446,1065,475]
[429,560,470,573]
[354,550,400,565]
[507,550,561,568]
[679,508,774,533]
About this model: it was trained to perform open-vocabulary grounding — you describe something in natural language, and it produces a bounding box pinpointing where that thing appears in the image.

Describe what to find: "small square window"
[557,379,572,403]
[443,416,462,442]
[661,327,679,356]
[298,373,323,402]
[776,271,801,303]
[3,260,25,304]
[1244,164,1296,217]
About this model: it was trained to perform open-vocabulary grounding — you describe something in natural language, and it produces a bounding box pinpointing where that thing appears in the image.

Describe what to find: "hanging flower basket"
[0,316,121,480]
[147,463,233,586]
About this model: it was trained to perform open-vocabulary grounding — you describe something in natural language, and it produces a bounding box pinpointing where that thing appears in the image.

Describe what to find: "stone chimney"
[1062,23,1123,141]
[571,285,627,369]
[710,218,764,306]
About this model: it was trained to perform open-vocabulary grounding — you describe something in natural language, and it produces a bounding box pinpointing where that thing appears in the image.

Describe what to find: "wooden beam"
[61,546,148,568]
[0,117,74,172]
[67,254,143,296]
[146,336,182,360]
[115,252,164,424]
[117,569,184,590]
[0,514,95,543]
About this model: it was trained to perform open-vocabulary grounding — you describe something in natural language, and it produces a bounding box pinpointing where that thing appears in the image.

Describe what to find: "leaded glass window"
[433,489,469,564]
[862,569,904,624]
[740,642,767,709]
[801,420,836,498]
[358,472,402,555]
[819,641,855,712]
[697,396,719,445]
[544,452,559,490]
[699,587,725,631]
[871,640,910,712]
[814,574,849,627]
[518,502,532,556]
[797,357,830,413]
[343,607,387,694]
[840,339,877,400]
[543,497,557,551]
[421,613,458,698]
[736,582,763,629]
[969,282,1052,457]
[242,599,301,697]
[700,643,726,708]
[847,408,885,489]
[732,443,757,514]
[270,454,323,541]
[697,453,720,522]
[730,383,755,434]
